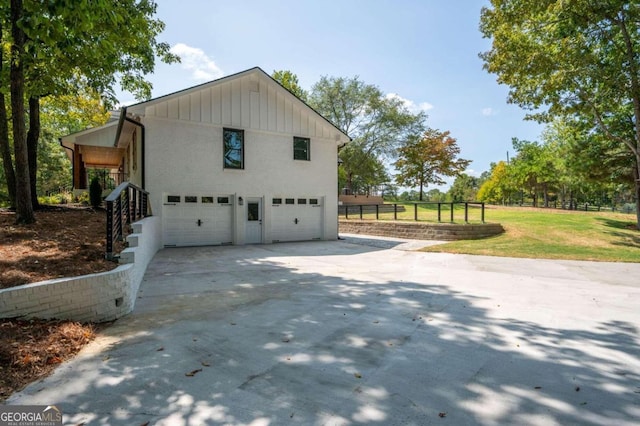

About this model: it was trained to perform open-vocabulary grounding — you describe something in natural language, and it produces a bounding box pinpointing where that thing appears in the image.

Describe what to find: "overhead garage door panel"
[163,194,233,247]
[271,197,323,242]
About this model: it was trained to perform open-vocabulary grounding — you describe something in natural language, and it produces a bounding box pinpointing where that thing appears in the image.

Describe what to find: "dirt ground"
[0,206,118,401]
[0,206,118,288]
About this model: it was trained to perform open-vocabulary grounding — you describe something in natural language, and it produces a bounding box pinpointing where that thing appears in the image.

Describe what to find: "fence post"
[414,203,418,221]
[376,204,379,220]
[394,204,397,220]
[481,202,485,223]
[345,205,349,219]
[106,200,114,260]
[131,187,137,221]
[465,202,469,223]
[450,203,454,222]
[438,203,441,222]
[359,205,363,220]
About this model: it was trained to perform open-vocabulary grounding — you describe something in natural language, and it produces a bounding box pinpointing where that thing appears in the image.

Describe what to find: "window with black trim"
[298,198,307,205]
[167,195,180,203]
[223,128,244,169]
[309,198,319,205]
[202,196,214,204]
[285,198,295,205]
[293,137,310,161]
[185,196,197,203]
[272,198,282,205]
[218,196,230,204]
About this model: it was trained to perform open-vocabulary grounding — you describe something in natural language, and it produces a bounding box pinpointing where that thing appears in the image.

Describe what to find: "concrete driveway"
[8,236,640,425]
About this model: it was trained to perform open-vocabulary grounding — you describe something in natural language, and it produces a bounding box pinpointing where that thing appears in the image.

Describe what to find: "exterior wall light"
[238,196,244,206]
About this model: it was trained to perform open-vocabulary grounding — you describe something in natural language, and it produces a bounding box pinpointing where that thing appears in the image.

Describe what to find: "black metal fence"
[339,202,486,223]
[105,182,151,260]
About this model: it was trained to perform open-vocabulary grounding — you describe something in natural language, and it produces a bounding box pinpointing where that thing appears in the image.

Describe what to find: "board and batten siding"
[143,75,334,139]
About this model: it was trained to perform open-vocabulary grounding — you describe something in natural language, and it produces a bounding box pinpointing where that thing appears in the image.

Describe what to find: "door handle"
[197,219,202,226]
[294,218,299,224]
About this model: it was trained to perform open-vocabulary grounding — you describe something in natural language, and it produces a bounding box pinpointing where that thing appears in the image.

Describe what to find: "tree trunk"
[0,93,16,208]
[543,183,549,208]
[27,96,40,210]
[0,20,16,208]
[635,163,640,229]
[10,0,34,224]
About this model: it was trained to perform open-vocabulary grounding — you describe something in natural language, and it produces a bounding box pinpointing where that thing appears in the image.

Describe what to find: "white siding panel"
[231,80,241,127]
[201,88,211,123]
[241,80,251,128]
[179,96,190,121]
[190,93,201,122]
[292,107,301,134]
[284,99,292,133]
[260,83,268,131]
[250,92,260,129]
[221,83,231,125]
[300,111,308,135]
[268,86,277,132]
[155,102,168,118]
[211,86,222,124]
[276,93,285,132]
[168,99,179,120]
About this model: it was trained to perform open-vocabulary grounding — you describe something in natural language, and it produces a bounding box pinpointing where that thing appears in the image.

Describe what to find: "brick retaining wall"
[0,216,161,323]
[339,219,504,241]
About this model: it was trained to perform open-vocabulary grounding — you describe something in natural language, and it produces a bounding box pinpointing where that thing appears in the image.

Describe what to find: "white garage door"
[271,197,323,242]
[163,194,233,247]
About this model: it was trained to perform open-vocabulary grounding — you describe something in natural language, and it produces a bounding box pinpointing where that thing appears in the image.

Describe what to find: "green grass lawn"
[420,206,640,262]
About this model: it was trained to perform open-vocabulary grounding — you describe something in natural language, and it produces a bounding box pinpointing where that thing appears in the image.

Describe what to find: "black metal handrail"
[340,202,486,223]
[105,182,151,260]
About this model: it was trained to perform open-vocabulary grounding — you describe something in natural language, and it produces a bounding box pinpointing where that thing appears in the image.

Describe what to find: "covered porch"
[60,112,142,194]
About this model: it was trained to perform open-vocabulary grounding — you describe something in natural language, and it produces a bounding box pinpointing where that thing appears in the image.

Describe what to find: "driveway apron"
[8,237,640,426]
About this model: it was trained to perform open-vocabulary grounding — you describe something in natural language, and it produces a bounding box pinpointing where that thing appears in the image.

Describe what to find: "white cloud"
[170,43,224,82]
[386,93,434,114]
[482,107,496,116]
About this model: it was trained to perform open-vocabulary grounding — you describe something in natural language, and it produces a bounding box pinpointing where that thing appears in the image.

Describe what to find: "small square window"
[217,196,230,204]
[185,196,197,203]
[167,195,180,203]
[309,198,319,205]
[272,198,282,205]
[298,198,307,205]
[285,198,295,205]
[202,196,214,204]
[293,137,310,161]
[223,128,244,169]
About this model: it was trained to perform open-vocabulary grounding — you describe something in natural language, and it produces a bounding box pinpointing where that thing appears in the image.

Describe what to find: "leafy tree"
[309,76,426,194]
[2,0,178,224]
[272,70,307,101]
[477,161,513,205]
[36,89,111,196]
[448,173,480,202]
[509,138,560,207]
[394,129,470,201]
[426,188,447,202]
[480,0,640,226]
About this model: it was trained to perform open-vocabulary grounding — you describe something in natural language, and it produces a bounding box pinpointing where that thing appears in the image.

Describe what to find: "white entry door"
[245,198,263,244]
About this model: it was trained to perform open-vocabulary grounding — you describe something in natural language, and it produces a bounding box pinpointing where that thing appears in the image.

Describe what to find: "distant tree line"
[273,71,470,202]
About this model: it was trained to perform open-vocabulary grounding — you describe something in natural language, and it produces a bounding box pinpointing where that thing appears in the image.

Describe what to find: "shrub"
[75,191,90,205]
[89,177,102,208]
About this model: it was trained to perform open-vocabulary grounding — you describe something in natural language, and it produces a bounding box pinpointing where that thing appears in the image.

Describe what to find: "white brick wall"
[0,216,161,323]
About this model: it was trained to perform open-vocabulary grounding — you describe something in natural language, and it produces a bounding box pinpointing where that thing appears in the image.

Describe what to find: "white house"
[61,67,350,247]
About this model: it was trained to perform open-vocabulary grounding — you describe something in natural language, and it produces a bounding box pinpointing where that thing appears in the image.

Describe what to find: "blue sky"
[125,0,544,186]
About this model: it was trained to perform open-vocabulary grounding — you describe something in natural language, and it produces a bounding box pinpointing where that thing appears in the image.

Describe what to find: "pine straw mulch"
[0,319,97,401]
[0,205,124,401]
[0,205,119,289]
